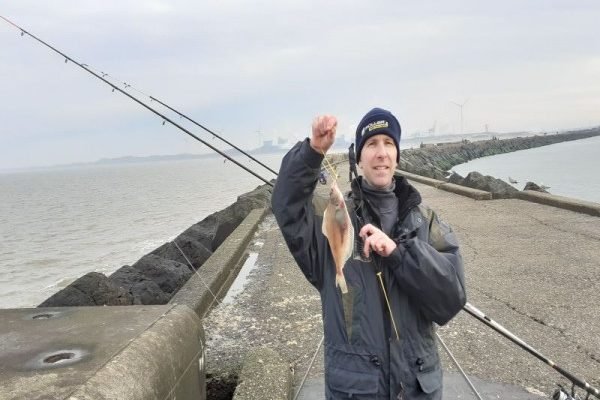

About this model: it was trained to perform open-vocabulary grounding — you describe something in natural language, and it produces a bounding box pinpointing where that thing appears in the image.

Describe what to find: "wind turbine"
[451,98,470,135]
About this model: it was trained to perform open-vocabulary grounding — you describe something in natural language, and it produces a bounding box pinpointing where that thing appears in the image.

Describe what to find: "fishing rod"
[1,15,274,187]
[463,302,600,399]
[148,96,278,176]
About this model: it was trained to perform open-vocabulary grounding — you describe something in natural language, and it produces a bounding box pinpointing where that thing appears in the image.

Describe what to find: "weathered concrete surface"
[415,180,600,397]
[202,212,324,391]
[233,347,292,400]
[205,160,600,399]
[0,305,205,400]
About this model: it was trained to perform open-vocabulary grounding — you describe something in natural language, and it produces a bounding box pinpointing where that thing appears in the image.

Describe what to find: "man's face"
[358,134,398,189]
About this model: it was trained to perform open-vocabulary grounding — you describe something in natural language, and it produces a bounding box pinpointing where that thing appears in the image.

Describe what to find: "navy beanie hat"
[355,107,401,163]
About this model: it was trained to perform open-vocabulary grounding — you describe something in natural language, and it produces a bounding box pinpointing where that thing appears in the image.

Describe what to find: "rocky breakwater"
[400,127,600,199]
[401,128,600,179]
[39,183,272,308]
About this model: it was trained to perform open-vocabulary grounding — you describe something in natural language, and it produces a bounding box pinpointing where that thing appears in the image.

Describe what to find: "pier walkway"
[203,161,600,399]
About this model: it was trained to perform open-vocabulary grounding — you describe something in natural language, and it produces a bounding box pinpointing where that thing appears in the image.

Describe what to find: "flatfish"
[322,181,353,293]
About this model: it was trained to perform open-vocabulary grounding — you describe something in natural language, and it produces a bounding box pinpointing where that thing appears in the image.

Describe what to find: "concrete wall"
[0,305,205,400]
[170,207,270,318]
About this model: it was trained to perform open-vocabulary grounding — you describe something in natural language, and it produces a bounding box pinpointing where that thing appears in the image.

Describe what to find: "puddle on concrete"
[221,252,258,305]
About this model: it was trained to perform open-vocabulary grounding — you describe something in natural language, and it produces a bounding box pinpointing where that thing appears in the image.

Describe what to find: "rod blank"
[463,302,600,399]
[1,15,274,187]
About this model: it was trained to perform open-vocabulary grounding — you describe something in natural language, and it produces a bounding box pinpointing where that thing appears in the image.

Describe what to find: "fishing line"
[292,335,324,400]
[320,151,339,183]
[172,240,222,316]
[376,271,400,341]
[436,332,483,400]
[1,15,274,187]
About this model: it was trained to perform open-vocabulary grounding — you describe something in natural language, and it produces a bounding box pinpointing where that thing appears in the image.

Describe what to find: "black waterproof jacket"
[272,140,467,399]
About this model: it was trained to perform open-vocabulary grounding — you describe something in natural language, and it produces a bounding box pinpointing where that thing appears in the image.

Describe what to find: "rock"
[399,128,600,180]
[523,181,550,193]
[132,254,193,295]
[38,183,272,307]
[38,272,133,307]
[447,172,464,185]
[462,171,519,199]
[181,184,272,251]
[151,237,212,270]
[109,266,170,305]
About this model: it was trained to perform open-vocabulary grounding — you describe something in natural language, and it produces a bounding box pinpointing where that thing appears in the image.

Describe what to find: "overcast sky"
[1,1,599,170]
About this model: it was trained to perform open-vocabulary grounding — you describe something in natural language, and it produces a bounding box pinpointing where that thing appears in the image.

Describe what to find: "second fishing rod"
[464,302,600,399]
[1,15,275,187]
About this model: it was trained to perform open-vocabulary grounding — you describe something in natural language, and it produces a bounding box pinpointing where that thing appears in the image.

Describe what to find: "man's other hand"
[359,224,397,258]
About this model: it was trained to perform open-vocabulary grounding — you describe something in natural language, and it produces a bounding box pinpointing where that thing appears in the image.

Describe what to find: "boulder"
[39,272,133,307]
[132,254,193,295]
[109,266,170,305]
[523,181,550,193]
[446,171,464,185]
[181,183,271,251]
[462,171,519,199]
[151,237,212,270]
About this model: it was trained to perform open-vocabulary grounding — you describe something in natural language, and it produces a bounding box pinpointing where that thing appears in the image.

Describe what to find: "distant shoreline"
[2,126,598,174]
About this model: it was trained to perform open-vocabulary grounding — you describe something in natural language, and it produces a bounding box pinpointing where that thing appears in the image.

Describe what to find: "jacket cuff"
[384,243,407,271]
[302,138,325,169]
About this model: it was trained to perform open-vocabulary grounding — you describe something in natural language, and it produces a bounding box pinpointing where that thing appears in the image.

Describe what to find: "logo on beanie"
[361,120,389,136]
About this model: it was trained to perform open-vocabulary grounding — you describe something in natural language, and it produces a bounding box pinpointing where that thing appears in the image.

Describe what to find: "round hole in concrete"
[25,348,88,370]
[24,310,65,320]
[32,313,53,320]
[43,352,75,364]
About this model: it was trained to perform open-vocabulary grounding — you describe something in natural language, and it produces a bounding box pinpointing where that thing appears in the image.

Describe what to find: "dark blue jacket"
[272,139,466,399]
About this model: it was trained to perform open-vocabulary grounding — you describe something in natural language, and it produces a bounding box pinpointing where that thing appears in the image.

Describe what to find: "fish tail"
[336,273,348,294]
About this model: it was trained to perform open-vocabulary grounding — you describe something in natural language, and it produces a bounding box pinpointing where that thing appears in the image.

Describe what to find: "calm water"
[0,154,281,308]
[452,136,600,204]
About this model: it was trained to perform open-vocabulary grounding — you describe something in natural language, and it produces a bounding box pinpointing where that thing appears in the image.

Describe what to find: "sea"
[0,153,282,309]
[1,137,599,309]
[451,135,600,203]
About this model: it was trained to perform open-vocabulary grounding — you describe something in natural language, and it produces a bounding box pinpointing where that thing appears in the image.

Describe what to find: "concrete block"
[396,169,493,200]
[0,305,205,400]
[396,169,444,187]
[517,190,600,217]
[437,182,493,200]
[233,348,292,400]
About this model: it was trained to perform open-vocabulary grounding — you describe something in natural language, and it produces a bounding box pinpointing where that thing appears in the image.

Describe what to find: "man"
[348,142,358,182]
[272,108,466,399]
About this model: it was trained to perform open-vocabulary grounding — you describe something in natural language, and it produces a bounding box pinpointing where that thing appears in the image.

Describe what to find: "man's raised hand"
[310,115,337,154]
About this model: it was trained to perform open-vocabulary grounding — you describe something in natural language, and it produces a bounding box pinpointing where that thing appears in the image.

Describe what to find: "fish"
[322,181,354,294]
